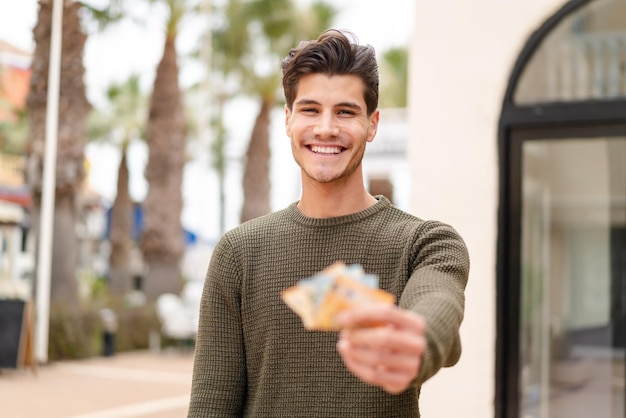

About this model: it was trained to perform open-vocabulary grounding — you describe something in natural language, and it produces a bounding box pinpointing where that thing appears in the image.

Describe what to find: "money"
[281,262,396,330]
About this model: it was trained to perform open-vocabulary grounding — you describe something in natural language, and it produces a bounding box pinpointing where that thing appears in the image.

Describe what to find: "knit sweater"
[188,196,470,418]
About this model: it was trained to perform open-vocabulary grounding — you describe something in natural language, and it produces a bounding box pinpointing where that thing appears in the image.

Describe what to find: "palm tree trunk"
[214,93,227,235]
[26,0,89,307]
[108,143,133,295]
[240,98,272,223]
[141,36,185,301]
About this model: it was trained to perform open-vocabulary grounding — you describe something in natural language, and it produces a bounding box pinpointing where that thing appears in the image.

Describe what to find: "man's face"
[285,73,379,187]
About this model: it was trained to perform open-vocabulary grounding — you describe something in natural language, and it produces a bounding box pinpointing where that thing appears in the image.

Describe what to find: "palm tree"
[200,0,246,235]
[379,47,408,109]
[140,0,189,301]
[88,74,147,296]
[368,46,408,203]
[211,0,335,224]
[209,91,228,235]
[26,1,90,307]
[25,0,122,307]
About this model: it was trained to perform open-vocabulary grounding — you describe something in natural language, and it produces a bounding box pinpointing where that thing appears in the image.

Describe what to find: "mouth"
[308,145,345,155]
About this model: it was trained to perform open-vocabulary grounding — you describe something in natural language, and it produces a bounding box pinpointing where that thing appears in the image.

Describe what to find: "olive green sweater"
[188,196,469,418]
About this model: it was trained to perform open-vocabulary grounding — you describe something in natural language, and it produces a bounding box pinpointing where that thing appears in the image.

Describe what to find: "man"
[188,29,469,417]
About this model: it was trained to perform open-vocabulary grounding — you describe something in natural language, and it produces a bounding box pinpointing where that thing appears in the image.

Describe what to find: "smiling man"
[188,29,470,418]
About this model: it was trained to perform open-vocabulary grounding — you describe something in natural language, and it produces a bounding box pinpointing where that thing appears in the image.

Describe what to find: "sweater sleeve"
[188,236,247,417]
[398,220,470,387]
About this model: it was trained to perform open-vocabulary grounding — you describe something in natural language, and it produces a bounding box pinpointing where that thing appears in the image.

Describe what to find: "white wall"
[407,1,564,417]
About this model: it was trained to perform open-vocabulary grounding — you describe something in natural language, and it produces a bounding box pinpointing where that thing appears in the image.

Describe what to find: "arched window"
[497,1,626,417]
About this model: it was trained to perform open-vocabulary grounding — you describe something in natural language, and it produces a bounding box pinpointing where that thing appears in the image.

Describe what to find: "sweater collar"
[286,195,391,227]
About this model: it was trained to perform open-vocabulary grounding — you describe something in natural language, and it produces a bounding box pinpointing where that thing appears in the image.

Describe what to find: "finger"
[338,337,421,372]
[337,340,419,394]
[340,326,427,356]
[339,305,426,334]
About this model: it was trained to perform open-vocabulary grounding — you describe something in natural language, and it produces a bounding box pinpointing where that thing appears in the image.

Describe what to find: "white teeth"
[310,145,342,154]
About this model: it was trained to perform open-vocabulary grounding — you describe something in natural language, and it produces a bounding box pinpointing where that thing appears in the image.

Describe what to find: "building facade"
[0,39,31,294]
[409,1,625,417]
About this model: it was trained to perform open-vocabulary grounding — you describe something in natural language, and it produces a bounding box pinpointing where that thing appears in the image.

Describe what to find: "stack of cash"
[281,262,396,331]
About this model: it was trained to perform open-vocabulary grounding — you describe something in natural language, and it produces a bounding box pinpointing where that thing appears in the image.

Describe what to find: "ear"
[366,109,380,143]
[285,105,292,137]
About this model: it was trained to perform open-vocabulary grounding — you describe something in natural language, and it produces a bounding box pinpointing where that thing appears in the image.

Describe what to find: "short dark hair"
[281,29,379,115]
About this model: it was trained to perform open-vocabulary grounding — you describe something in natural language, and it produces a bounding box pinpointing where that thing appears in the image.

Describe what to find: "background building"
[409,1,625,417]
[0,39,31,122]
[0,39,31,294]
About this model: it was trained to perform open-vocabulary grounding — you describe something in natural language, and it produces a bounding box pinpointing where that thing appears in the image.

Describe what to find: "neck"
[297,177,377,218]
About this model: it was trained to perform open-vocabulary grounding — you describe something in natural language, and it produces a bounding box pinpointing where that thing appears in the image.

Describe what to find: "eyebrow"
[294,99,363,111]
[294,99,320,107]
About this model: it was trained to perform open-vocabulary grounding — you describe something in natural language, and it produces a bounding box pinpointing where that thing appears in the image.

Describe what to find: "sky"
[0,0,415,242]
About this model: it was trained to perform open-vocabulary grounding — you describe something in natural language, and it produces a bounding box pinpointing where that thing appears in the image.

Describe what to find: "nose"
[313,112,339,138]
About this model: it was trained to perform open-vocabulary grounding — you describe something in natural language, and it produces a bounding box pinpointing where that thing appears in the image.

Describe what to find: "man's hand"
[336,304,427,394]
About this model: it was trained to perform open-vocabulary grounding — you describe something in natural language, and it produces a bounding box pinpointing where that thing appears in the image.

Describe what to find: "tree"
[25,0,122,307]
[203,0,245,235]
[140,0,190,300]
[88,74,147,296]
[211,0,336,223]
[379,47,408,109]
[26,1,90,307]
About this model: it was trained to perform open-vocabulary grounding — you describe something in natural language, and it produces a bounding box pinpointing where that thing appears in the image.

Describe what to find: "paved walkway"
[0,349,195,418]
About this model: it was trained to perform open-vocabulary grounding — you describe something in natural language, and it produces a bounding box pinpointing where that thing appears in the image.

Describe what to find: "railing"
[550,31,626,100]
[517,31,626,103]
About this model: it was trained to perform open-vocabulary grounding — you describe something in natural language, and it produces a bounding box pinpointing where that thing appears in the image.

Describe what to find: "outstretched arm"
[337,221,469,393]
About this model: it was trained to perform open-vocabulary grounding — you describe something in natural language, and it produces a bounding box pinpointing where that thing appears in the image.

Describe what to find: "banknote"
[281,262,396,330]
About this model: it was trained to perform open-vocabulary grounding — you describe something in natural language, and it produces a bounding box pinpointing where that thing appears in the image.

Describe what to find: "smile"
[309,145,344,154]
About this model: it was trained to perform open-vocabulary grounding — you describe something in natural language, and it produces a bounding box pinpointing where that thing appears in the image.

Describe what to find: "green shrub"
[48,305,100,361]
[113,303,161,352]
[47,300,161,360]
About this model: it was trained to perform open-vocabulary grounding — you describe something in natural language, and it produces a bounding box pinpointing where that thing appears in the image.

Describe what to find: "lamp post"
[35,0,63,364]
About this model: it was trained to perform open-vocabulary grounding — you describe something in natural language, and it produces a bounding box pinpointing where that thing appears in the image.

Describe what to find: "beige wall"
[407,1,565,416]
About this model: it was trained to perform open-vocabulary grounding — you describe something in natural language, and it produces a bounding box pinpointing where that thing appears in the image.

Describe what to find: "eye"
[338,109,356,116]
